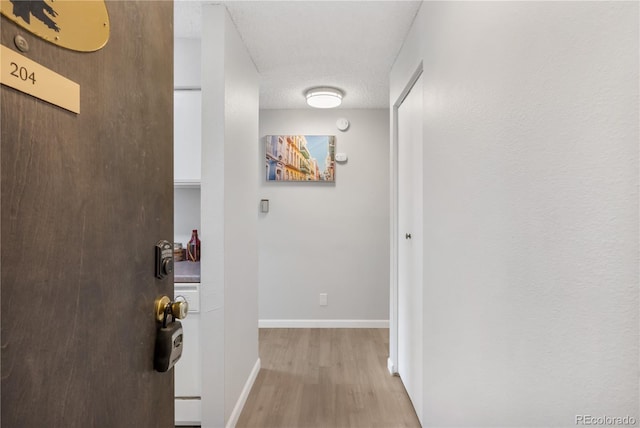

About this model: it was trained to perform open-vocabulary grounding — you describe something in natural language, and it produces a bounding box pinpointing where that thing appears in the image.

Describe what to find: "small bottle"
[187,229,201,262]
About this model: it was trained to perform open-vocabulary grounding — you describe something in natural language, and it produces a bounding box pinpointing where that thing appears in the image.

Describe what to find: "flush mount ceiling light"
[305,87,343,109]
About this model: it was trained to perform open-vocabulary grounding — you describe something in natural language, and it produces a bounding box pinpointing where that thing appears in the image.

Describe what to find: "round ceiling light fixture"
[305,87,343,109]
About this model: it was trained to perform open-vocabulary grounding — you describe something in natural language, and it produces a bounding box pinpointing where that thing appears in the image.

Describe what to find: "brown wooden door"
[1,1,174,427]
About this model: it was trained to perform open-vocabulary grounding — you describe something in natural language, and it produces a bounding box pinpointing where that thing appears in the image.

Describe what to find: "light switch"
[260,199,269,213]
[319,293,328,306]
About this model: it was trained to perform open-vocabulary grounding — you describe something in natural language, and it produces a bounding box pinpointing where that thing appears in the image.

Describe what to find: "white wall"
[174,188,200,247]
[258,109,390,325]
[391,2,639,426]
[201,5,259,427]
[175,38,201,89]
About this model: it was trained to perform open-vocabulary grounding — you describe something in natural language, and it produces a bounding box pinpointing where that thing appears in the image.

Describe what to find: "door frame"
[389,62,423,374]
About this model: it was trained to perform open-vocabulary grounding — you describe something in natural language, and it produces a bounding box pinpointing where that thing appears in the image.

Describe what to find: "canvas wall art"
[265,135,336,182]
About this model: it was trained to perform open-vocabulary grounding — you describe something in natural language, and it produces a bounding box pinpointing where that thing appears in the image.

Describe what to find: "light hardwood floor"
[236,328,421,428]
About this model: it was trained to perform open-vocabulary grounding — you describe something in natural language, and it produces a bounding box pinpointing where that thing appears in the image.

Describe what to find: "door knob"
[171,300,189,320]
[155,295,188,322]
[405,233,412,239]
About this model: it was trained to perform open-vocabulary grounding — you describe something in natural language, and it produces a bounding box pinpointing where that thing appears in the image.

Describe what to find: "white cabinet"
[174,283,201,426]
[174,90,201,186]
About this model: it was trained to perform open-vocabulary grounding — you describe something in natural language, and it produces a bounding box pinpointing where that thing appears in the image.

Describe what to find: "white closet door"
[397,74,424,424]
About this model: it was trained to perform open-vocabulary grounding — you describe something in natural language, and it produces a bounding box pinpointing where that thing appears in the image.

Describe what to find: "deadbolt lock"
[155,240,174,279]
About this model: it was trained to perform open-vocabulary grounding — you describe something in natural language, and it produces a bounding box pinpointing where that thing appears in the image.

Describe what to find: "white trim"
[258,319,390,329]
[387,357,397,375]
[174,179,201,188]
[390,62,424,380]
[225,358,261,428]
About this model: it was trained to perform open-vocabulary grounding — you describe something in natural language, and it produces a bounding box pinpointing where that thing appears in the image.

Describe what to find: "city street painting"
[265,135,336,182]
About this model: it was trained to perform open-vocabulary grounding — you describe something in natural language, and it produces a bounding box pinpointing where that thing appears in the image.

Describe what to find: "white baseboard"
[258,319,389,328]
[225,358,261,428]
[387,357,397,375]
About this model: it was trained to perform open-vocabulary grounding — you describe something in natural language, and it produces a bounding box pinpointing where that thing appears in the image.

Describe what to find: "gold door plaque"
[0,0,109,52]
[1,45,80,113]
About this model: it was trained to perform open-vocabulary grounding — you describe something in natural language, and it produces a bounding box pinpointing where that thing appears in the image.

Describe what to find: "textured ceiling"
[174,1,421,109]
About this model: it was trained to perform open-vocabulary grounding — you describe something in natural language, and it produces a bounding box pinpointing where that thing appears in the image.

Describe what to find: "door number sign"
[0,44,80,114]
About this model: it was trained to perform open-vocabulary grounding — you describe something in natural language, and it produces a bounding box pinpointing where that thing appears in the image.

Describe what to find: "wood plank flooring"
[236,329,421,428]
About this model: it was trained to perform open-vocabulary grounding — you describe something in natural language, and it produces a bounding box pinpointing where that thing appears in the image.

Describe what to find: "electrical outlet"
[319,293,328,306]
